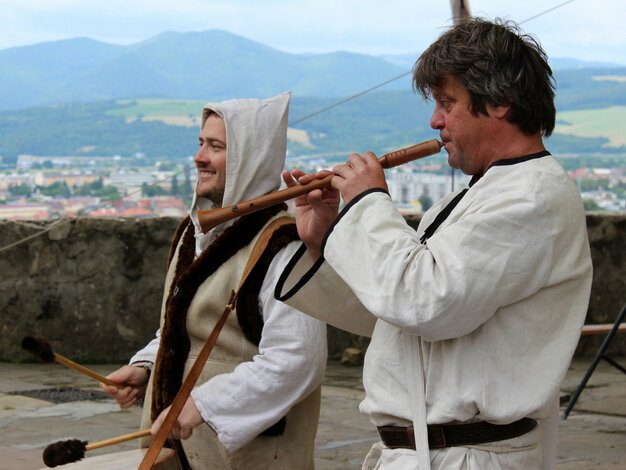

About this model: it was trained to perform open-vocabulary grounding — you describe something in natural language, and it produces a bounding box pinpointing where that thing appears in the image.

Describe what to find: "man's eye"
[439,100,453,111]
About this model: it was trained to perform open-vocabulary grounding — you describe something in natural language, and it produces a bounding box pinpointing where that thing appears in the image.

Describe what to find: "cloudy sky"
[1,0,624,65]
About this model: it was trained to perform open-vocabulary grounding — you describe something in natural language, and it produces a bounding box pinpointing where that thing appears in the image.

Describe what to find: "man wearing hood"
[102,92,327,469]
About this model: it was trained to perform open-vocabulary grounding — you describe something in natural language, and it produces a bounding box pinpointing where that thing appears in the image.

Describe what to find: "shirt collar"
[469,150,551,187]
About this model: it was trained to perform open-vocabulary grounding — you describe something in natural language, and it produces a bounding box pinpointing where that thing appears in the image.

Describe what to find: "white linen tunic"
[276,154,592,469]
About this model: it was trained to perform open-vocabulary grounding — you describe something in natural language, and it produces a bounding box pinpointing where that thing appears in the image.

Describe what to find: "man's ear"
[487,103,510,119]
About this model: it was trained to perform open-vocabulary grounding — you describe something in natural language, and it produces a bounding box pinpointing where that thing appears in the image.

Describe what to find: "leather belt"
[377,418,537,450]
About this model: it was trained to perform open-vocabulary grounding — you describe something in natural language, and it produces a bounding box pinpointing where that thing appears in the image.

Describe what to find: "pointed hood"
[190,91,291,252]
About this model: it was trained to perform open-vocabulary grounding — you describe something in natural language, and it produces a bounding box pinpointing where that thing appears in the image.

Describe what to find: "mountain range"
[0,30,414,111]
[0,29,624,160]
[3,29,625,112]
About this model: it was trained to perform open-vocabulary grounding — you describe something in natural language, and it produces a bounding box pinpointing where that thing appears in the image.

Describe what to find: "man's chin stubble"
[197,189,224,207]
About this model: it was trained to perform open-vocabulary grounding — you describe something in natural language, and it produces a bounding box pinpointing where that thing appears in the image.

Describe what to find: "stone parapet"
[1,217,180,363]
[0,213,624,362]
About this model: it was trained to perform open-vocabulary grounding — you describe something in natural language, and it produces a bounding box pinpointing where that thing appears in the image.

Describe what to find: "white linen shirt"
[276,154,592,469]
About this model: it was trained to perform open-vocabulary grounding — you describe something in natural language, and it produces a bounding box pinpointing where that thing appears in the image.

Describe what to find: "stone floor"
[0,357,624,469]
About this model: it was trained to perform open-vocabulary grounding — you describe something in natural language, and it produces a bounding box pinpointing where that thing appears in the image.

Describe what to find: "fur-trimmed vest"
[140,204,321,470]
[151,204,298,418]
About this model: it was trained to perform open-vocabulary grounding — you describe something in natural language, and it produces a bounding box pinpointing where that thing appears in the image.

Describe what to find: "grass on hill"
[111,99,626,149]
[555,106,626,147]
[108,99,207,126]
[107,98,318,147]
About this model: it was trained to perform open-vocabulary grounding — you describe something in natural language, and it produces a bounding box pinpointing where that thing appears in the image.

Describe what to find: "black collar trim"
[469,150,551,187]
[421,150,551,244]
[489,150,551,168]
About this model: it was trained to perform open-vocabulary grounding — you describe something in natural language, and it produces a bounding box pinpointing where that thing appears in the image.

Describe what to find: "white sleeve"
[129,329,160,365]
[190,241,327,452]
[323,187,557,341]
[275,243,377,337]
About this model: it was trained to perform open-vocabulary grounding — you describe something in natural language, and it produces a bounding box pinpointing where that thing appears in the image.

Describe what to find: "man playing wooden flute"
[276,18,592,470]
[102,92,327,469]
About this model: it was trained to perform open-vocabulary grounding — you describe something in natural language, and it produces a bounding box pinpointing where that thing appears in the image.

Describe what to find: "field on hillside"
[109,99,626,150]
[107,98,316,147]
[3,96,622,160]
[108,99,207,126]
[555,106,626,146]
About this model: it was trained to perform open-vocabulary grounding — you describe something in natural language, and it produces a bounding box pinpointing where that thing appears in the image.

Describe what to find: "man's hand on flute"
[281,169,340,259]
[282,152,388,259]
[332,151,388,204]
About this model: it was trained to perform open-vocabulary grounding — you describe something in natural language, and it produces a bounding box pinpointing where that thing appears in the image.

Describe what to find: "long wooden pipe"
[198,139,444,232]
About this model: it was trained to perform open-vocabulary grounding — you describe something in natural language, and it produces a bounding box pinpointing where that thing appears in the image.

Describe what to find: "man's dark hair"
[413,18,555,136]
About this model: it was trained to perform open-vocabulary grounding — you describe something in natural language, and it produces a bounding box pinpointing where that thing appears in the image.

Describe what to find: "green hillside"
[110,99,207,118]
[1,94,624,164]
[108,97,626,155]
[555,69,626,110]
[0,101,199,159]
[556,106,626,147]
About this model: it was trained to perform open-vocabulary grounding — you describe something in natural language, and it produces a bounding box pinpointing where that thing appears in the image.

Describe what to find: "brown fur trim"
[167,216,191,267]
[236,223,299,346]
[151,204,287,421]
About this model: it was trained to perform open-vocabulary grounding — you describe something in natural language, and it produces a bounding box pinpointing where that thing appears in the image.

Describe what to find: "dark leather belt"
[377,418,537,449]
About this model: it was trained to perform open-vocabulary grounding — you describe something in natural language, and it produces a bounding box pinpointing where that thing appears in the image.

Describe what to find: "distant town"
[1,147,624,222]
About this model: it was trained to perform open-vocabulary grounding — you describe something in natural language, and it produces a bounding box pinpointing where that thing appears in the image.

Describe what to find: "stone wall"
[1,217,180,363]
[1,213,624,363]
[580,213,626,356]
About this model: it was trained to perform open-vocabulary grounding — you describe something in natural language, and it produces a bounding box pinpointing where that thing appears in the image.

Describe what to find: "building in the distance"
[16,154,126,170]
[33,172,99,188]
[0,203,50,219]
[386,168,471,210]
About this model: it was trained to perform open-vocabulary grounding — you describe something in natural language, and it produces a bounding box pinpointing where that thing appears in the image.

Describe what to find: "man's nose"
[430,108,444,130]
[194,146,207,164]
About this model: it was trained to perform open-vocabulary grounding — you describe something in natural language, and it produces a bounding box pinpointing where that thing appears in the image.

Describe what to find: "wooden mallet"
[42,429,151,467]
[21,336,124,389]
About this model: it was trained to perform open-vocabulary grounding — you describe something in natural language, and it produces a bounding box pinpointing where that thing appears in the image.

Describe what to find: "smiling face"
[194,114,227,206]
[429,75,507,176]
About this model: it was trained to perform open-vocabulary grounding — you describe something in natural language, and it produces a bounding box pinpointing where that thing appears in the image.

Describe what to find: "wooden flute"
[197,139,444,232]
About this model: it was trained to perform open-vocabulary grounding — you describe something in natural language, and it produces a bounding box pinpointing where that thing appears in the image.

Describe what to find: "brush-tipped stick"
[42,429,151,467]
[21,336,124,389]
